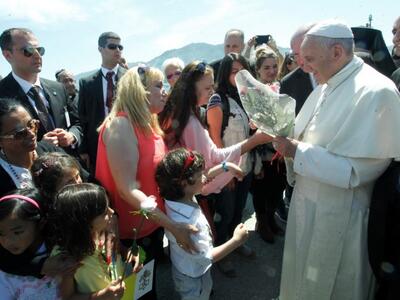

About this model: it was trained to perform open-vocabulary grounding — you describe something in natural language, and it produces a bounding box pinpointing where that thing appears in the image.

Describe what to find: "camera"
[255,35,272,46]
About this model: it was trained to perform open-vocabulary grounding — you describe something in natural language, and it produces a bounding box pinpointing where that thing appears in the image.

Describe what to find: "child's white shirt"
[165,199,213,278]
[0,243,61,299]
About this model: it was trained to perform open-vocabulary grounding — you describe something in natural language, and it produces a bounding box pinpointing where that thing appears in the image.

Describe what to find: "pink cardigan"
[180,115,241,195]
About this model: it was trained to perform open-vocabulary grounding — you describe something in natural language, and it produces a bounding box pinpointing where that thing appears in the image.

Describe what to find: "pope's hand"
[273,136,299,158]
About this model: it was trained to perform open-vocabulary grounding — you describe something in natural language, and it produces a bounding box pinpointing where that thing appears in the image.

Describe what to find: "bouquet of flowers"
[235,70,295,137]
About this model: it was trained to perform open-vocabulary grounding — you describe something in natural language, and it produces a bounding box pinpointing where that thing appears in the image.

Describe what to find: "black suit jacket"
[280,67,313,115]
[392,68,400,90]
[78,67,126,173]
[0,73,82,145]
[368,161,400,299]
[210,59,221,82]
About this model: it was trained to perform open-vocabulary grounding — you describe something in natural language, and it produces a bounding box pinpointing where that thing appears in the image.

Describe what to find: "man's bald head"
[224,29,245,55]
[290,23,316,70]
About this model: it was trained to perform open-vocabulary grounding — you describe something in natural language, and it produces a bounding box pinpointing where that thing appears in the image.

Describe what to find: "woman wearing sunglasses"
[0,98,77,196]
[162,57,184,91]
[279,52,298,79]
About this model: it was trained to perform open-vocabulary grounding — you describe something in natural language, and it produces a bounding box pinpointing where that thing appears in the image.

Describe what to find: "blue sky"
[0,0,397,79]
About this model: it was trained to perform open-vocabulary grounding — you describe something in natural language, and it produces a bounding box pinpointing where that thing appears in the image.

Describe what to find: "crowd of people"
[0,16,399,300]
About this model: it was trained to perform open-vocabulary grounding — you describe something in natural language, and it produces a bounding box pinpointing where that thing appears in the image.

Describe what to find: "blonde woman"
[253,48,287,243]
[255,47,281,91]
[95,66,197,299]
[162,57,184,90]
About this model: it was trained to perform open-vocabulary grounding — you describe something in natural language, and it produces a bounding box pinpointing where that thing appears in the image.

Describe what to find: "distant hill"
[75,42,290,81]
[134,42,224,70]
[75,42,223,81]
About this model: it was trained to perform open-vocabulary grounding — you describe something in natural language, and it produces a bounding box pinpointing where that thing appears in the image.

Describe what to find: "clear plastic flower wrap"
[235,69,296,137]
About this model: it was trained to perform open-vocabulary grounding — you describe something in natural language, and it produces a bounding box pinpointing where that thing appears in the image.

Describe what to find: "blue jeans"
[214,173,253,245]
[171,266,212,300]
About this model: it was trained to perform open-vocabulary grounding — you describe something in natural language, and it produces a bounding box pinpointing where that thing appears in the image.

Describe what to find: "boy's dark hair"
[50,183,108,260]
[155,148,204,200]
[0,28,32,51]
[0,189,44,223]
[98,31,120,47]
[31,152,81,202]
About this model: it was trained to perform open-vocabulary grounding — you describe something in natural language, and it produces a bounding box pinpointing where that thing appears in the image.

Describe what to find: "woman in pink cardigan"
[159,61,271,195]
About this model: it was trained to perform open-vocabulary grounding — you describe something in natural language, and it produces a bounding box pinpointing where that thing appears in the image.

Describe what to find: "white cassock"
[280,56,400,300]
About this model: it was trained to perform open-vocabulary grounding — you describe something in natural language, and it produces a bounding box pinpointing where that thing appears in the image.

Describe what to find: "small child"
[51,183,141,299]
[0,189,66,299]
[31,152,83,203]
[155,148,249,300]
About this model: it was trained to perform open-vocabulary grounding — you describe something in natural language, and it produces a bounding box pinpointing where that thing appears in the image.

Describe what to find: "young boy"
[155,148,248,300]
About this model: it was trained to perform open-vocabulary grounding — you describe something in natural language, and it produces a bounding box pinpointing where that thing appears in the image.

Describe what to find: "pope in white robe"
[274,20,400,300]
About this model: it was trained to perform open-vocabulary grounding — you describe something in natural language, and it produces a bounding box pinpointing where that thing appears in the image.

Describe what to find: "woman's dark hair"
[0,188,44,223]
[216,52,250,103]
[158,61,213,147]
[31,152,80,202]
[50,183,108,260]
[155,148,204,200]
[0,98,27,134]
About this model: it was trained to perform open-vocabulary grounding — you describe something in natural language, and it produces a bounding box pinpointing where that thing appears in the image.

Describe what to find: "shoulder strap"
[220,93,230,138]
[205,93,230,138]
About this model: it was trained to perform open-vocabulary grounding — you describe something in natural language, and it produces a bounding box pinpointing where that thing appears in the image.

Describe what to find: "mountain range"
[76,42,290,80]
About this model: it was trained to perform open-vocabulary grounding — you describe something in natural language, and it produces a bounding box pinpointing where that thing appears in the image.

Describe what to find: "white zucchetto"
[307,20,354,39]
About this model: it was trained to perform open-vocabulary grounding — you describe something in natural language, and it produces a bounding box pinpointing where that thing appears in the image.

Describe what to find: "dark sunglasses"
[0,119,40,140]
[15,46,45,57]
[166,71,182,80]
[106,43,123,51]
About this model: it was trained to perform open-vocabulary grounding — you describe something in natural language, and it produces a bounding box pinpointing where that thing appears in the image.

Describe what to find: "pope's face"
[301,37,337,84]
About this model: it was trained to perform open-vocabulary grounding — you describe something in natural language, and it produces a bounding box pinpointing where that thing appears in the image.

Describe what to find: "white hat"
[307,20,354,39]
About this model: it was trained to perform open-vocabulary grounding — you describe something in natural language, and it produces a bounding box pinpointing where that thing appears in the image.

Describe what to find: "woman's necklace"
[0,150,36,188]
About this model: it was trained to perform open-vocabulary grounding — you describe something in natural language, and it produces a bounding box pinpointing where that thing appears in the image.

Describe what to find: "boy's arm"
[211,238,242,263]
[211,223,248,262]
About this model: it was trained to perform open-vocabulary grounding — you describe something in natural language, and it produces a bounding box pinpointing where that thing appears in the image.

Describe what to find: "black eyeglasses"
[166,71,182,80]
[14,46,45,57]
[106,43,123,51]
[0,119,40,140]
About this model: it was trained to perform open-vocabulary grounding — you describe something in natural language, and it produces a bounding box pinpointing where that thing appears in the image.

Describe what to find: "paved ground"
[157,197,285,300]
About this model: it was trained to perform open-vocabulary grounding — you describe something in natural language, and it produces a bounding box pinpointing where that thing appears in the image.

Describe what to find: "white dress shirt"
[12,72,50,111]
[165,199,213,278]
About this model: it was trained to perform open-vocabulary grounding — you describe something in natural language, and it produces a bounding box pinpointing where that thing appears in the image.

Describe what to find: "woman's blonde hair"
[255,46,279,69]
[103,66,164,136]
